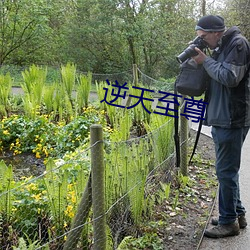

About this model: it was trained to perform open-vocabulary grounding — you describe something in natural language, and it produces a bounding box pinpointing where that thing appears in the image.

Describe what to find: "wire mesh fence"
[0,65,194,249]
[138,68,175,92]
[0,115,187,249]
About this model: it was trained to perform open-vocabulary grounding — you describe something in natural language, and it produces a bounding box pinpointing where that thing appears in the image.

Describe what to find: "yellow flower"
[14,149,22,155]
[43,147,49,157]
[36,152,41,159]
[3,130,9,135]
[71,195,76,204]
[65,205,74,218]
[26,183,37,191]
[12,207,17,212]
[32,193,42,201]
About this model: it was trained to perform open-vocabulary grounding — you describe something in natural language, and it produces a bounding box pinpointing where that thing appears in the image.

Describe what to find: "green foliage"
[145,114,175,164]
[0,109,101,158]
[96,80,131,128]
[2,63,96,122]
[21,65,47,118]
[96,81,107,111]
[13,235,46,250]
[42,156,90,247]
[117,233,163,250]
[152,77,175,92]
[172,190,180,210]
[178,173,192,189]
[105,135,153,227]
[129,84,153,125]
[0,64,184,248]
[0,152,91,248]
[43,85,56,113]
[0,73,12,116]
[0,161,14,222]
[0,65,25,85]
[76,72,92,110]
[43,159,68,230]
[0,0,228,78]
[0,0,52,65]
[158,182,171,203]
[64,0,200,77]
[12,176,48,240]
[61,63,76,100]
[111,110,133,141]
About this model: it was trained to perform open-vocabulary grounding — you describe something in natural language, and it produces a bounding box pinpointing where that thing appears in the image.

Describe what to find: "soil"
[158,129,217,250]
[0,152,45,180]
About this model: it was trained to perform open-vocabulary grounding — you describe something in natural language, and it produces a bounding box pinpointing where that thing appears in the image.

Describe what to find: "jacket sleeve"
[203,37,250,87]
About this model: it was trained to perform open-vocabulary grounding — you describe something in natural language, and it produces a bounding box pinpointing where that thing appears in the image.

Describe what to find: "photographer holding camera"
[192,15,250,238]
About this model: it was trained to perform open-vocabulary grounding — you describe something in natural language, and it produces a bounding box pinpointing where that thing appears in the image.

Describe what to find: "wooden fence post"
[91,124,106,250]
[133,64,138,86]
[63,175,92,250]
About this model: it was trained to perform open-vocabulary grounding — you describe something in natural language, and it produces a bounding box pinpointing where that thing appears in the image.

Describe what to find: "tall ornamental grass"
[0,73,12,116]
[76,72,92,111]
[61,63,76,103]
[21,65,47,118]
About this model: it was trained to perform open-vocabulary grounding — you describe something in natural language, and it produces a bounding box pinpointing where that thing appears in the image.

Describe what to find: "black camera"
[176,36,208,63]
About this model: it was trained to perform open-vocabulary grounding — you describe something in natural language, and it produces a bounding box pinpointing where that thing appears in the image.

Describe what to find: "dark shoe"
[211,214,247,229]
[204,222,240,238]
[238,215,247,228]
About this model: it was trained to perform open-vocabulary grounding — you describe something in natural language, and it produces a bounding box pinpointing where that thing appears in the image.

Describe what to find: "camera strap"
[189,48,210,164]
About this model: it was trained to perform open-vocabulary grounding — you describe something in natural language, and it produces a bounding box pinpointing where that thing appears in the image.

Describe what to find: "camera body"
[176,36,208,64]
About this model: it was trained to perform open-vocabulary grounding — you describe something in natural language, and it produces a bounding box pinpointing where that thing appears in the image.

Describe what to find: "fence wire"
[137,68,175,92]
[0,66,192,249]
[0,116,187,249]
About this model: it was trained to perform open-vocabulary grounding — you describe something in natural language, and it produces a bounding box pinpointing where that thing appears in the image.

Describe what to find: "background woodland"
[0,0,249,80]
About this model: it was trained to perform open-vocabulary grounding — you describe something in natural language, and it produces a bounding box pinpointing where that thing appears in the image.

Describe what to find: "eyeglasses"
[199,32,214,40]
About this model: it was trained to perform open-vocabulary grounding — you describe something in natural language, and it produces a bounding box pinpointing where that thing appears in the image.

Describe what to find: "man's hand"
[192,47,207,64]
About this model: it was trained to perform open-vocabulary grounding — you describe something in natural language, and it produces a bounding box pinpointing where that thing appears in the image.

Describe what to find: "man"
[192,15,250,238]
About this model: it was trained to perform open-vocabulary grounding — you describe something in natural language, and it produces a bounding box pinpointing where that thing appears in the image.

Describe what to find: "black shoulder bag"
[174,58,210,167]
[175,58,208,97]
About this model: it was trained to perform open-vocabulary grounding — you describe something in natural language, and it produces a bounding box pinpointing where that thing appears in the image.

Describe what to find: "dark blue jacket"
[203,26,250,128]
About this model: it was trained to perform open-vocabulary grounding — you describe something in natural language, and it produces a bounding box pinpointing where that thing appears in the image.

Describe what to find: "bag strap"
[188,114,202,164]
[188,91,208,164]
[174,80,180,168]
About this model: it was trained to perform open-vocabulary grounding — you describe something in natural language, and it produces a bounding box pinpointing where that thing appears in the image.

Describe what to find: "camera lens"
[176,36,208,63]
[176,44,198,63]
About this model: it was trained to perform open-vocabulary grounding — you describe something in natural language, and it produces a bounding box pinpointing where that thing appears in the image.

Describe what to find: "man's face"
[196,30,222,49]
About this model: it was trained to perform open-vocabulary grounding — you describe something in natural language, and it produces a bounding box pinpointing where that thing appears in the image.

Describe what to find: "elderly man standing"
[192,15,250,238]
